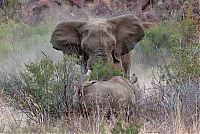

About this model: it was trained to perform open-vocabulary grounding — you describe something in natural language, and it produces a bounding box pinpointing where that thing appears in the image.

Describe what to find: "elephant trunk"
[86,50,114,70]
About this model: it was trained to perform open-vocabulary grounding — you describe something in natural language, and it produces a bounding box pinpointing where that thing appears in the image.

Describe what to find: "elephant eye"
[128,33,135,37]
[109,42,115,50]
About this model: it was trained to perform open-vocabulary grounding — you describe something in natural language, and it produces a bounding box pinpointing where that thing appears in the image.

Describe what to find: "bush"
[139,21,182,55]
[135,20,183,67]
[111,119,140,134]
[1,55,82,123]
[90,61,125,81]
[159,9,200,85]
[0,0,22,21]
[137,5,200,79]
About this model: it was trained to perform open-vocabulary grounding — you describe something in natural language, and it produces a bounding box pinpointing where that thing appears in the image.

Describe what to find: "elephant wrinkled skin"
[50,14,145,78]
[75,76,137,117]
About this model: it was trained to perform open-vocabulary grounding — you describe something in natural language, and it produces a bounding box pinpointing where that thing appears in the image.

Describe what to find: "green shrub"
[111,119,140,134]
[136,20,183,67]
[90,61,125,81]
[0,0,22,20]
[158,11,200,85]
[138,7,200,84]
[139,21,182,55]
[1,55,82,123]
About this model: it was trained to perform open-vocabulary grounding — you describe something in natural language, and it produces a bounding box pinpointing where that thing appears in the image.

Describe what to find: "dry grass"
[1,71,200,133]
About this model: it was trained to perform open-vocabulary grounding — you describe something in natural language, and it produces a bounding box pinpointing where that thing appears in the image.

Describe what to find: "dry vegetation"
[0,0,200,133]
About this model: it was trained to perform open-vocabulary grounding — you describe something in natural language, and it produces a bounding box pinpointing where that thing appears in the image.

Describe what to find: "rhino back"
[81,76,135,111]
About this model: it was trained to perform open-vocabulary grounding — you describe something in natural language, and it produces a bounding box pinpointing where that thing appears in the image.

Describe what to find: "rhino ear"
[108,14,145,55]
[50,21,86,55]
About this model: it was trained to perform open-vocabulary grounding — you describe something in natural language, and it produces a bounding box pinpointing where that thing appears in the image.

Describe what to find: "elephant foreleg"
[121,53,131,79]
[114,62,124,72]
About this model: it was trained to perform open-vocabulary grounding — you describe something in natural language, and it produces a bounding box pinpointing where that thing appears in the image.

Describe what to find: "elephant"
[50,14,145,78]
[73,76,138,119]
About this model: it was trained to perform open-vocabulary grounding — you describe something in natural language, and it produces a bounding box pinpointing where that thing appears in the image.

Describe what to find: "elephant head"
[50,14,144,77]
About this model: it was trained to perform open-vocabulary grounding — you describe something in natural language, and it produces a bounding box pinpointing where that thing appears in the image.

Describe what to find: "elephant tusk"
[83,69,92,82]
[86,69,92,76]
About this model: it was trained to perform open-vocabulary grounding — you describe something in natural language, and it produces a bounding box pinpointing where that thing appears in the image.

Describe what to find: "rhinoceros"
[73,76,138,119]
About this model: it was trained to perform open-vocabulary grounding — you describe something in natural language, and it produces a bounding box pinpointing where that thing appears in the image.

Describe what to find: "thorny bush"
[1,55,82,123]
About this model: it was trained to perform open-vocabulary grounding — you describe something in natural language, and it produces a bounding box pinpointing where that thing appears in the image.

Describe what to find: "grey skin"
[74,76,137,118]
[50,14,145,78]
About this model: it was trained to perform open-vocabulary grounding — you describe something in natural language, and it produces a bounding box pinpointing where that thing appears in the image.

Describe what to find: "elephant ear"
[50,21,86,55]
[108,14,145,55]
